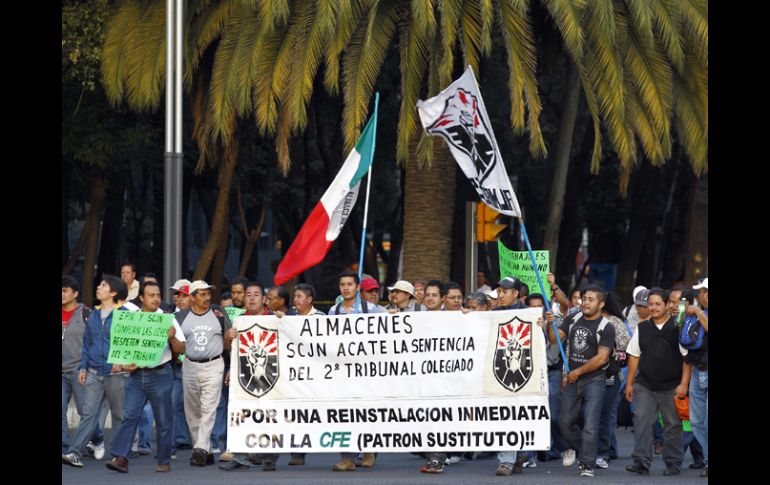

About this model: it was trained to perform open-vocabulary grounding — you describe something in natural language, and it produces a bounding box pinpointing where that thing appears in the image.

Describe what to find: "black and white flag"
[417,66,521,217]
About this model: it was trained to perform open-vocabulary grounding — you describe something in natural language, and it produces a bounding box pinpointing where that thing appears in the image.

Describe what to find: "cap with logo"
[170,278,191,295]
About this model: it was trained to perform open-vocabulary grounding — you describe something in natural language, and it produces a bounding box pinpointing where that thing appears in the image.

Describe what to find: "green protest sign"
[108,310,173,366]
[498,241,551,297]
[225,306,246,321]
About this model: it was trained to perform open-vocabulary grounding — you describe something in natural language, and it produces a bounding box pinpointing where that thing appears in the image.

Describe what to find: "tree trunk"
[193,137,239,280]
[97,170,127,276]
[62,162,71,265]
[210,218,229,301]
[684,172,708,282]
[543,61,581,268]
[81,173,108,307]
[402,142,456,282]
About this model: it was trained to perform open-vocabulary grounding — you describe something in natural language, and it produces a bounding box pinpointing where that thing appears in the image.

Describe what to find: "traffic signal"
[476,203,507,242]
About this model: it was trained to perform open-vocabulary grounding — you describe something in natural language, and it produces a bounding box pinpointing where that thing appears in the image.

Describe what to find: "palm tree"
[101,0,707,283]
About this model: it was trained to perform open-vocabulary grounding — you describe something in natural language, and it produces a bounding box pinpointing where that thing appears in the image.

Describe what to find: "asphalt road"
[62,427,706,484]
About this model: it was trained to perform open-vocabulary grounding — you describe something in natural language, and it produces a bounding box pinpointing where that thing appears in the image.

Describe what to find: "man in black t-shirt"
[547,285,615,478]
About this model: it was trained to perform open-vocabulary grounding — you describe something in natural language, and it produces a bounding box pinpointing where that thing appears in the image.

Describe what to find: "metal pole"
[171,0,183,285]
[465,202,477,296]
[164,0,176,302]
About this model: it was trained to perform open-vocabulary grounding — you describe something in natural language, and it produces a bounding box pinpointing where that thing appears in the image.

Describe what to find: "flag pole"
[355,93,380,313]
[519,220,569,372]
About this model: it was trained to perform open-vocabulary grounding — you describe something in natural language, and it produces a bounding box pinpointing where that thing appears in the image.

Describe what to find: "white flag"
[417,66,521,217]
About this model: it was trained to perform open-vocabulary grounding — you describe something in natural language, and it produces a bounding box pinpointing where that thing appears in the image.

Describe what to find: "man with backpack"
[624,288,691,476]
[683,278,708,477]
[171,280,236,468]
[547,284,616,478]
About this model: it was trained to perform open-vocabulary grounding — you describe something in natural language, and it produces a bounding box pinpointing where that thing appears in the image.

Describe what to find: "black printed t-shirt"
[559,314,616,380]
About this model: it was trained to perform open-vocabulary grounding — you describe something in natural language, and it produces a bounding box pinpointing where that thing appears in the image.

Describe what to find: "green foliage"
[62,0,109,91]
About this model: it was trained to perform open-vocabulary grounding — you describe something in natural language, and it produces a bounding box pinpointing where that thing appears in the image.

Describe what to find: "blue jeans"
[67,371,126,457]
[210,372,229,450]
[110,363,174,465]
[137,401,154,452]
[62,370,107,452]
[598,373,623,459]
[560,374,605,466]
[547,369,567,454]
[689,367,708,464]
[172,364,192,447]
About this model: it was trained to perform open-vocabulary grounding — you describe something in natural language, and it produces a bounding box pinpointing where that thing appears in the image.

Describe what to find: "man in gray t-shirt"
[171,280,236,467]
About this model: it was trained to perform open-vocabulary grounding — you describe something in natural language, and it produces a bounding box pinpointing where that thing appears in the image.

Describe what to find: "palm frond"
[649,0,684,71]
[499,0,546,158]
[207,8,260,143]
[285,0,339,132]
[460,0,484,73]
[324,0,373,95]
[397,2,433,164]
[252,23,292,136]
[124,0,167,111]
[101,0,142,106]
[621,1,673,160]
[679,0,708,68]
[576,63,603,172]
[341,0,399,151]
[256,0,291,29]
[583,0,635,165]
[186,0,237,87]
[437,0,462,87]
[542,0,586,62]
[479,0,494,56]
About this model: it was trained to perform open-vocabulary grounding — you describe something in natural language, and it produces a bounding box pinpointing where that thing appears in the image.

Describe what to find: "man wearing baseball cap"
[170,279,191,312]
[360,278,381,305]
[170,280,236,467]
[494,277,526,311]
[386,280,424,312]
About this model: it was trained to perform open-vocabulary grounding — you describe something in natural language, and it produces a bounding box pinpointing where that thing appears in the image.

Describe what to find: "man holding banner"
[105,281,185,473]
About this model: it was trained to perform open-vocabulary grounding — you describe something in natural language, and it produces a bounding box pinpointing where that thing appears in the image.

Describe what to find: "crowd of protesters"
[62,262,708,477]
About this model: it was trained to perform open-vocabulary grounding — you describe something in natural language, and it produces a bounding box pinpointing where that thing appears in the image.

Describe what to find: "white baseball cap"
[387,280,415,296]
[189,280,215,294]
[170,278,191,295]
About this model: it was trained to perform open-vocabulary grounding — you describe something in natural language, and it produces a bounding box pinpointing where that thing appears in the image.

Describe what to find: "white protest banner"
[417,65,521,217]
[226,308,550,454]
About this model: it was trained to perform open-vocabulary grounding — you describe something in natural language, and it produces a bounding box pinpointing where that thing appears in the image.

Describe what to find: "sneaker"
[138,448,151,456]
[595,457,609,469]
[62,453,84,468]
[332,459,356,471]
[212,447,222,454]
[445,455,461,465]
[86,441,105,460]
[220,451,234,462]
[420,459,444,473]
[562,449,576,467]
[496,463,514,476]
[105,456,129,473]
[523,458,537,468]
[156,464,171,472]
[579,463,594,477]
[625,462,650,475]
[513,453,528,474]
[689,461,706,469]
[662,464,681,476]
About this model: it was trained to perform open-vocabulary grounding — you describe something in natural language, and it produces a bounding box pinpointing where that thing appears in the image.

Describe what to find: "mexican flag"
[273,114,377,286]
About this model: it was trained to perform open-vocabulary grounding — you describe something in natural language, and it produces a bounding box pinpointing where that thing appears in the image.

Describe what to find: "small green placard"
[498,241,551,297]
[108,310,173,367]
[225,306,246,320]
